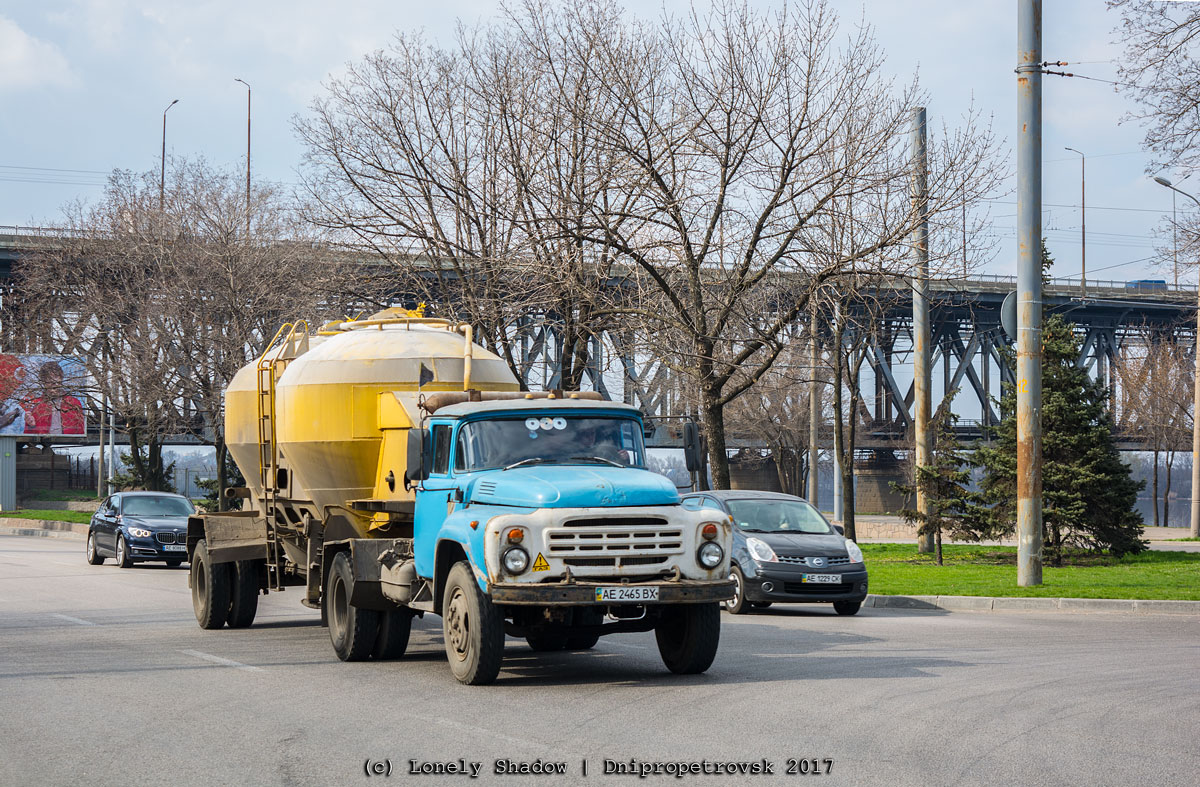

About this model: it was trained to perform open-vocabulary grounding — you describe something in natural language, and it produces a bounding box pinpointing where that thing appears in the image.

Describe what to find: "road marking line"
[180,649,264,671]
[52,614,94,626]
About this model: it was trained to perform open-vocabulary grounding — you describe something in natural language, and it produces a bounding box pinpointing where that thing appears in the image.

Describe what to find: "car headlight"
[746,537,778,563]
[697,541,724,569]
[502,546,530,575]
[845,540,864,564]
[126,527,152,538]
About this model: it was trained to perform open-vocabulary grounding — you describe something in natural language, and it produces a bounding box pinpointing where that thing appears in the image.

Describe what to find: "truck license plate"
[801,573,839,584]
[594,586,659,603]
[163,544,187,552]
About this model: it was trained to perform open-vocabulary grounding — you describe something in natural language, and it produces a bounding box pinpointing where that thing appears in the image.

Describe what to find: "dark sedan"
[681,490,868,615]
[85,492,194,568]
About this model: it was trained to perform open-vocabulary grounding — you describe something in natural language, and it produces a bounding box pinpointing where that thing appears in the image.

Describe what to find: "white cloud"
[0,16,76,91]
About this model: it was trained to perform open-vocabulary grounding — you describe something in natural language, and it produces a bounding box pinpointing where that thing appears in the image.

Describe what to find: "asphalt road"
[2,535,1198,787]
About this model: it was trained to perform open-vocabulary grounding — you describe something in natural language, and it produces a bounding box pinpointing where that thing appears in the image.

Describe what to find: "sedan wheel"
[725,566,749,615]
[833,600,861,616]
[115,535,133,569]
[86,532,104,565]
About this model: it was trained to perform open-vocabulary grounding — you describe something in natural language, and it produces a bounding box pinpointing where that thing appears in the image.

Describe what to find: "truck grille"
[563,556,671,569]
[547,520,683,562]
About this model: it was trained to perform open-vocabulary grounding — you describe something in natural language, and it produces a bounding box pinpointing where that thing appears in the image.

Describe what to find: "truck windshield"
[456,416,646,471]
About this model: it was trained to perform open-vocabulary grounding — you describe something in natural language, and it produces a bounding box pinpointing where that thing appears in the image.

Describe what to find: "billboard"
[0,355,88,437]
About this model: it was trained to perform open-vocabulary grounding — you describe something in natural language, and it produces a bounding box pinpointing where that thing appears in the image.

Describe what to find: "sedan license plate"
[163,544,187,552]
[801,573,840,584]
[594,586,659,603]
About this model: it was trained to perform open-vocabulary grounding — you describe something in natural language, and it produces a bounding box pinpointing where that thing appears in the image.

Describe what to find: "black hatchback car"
[681,490,868,615]
[85,492,195,568]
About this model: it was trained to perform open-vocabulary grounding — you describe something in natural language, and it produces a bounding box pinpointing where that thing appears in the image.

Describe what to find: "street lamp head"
[235,77,250,89]
[1154,175,1173,187]
[1065,146,1083,156]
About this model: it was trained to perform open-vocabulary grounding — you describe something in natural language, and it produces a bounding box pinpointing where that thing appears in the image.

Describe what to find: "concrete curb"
[0,526,85,540]
[0,517,88,539]
[867,594,1200,615]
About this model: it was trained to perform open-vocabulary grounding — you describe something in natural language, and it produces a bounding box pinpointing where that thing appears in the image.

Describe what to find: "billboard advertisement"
[0,354,88,437]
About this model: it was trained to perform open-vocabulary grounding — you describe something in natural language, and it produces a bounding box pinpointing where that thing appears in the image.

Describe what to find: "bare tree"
[1110,0,1200,176]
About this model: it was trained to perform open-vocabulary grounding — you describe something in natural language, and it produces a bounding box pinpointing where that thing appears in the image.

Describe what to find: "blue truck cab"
[409,397,735,684]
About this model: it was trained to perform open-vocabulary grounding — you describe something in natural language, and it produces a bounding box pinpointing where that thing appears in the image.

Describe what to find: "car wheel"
[655,602,721,675]
[115,534,133,568]
[191,539,232,629]
[373,609,414,660]
[442,560,505,685]
[833,600,861,616]
[86,532,104,565]
[725,566,749,614]
[226,561,260,629]
[751,602,772,609]
[326,551,380,661]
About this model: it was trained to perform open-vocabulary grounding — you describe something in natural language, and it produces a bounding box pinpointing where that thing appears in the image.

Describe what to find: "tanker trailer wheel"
[442,561,504,685]
[191,540,231,630]
[226,560,260,629]
[326,551,380,661]
[373,609,414,660]
[655,602,721,675]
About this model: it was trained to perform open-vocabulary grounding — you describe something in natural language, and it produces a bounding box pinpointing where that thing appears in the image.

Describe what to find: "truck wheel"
[525,630,568,652]
[226,560,260,629]
[326,551,380,661]
[726,566,749,614]
[565,632,600,650]
[86,532,104,565]
[655,603,721,675]
[191,540,231,630]
[442,561,504,685]
[373,609,414,660]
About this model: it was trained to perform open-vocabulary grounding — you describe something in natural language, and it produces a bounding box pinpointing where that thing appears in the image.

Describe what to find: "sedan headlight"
[746,537,778,563]
[502,546,530,575]
[126,527,152,538]
[845,540,864,564]
[697,541,724,569]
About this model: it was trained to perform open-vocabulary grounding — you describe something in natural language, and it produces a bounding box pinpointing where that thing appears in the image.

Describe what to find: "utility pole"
[808,302,821,507]
[1065,147,1086,298]
[911,106,933,554]
[97,394,105,498]
[1016,0,1044,585]
[235,78,251,237]
[160,99,179,211]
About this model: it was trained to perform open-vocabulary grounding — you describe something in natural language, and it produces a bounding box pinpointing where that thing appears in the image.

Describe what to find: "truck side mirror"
[405,428,429,489]
[683,421,703,472]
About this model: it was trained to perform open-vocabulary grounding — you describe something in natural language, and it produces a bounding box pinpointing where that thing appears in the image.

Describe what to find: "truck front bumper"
[489,579,736,606]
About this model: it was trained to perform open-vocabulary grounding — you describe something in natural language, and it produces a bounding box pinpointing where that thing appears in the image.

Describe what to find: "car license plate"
[801,573,839,584]
[163,544,187,552]
[594,586,659,603]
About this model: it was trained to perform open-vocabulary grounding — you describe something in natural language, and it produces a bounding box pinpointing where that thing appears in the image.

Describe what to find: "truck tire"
[326,551,380,661]
[655,602,721,675]
[373,609,414,660]
[442,561,504,685]
[191,539,231,630]
[565,632,600,650]
[525,630,568,652]
[226,560,260,629]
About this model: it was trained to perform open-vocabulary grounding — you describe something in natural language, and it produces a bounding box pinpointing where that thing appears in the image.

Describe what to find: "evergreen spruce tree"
[974,314,1147,563]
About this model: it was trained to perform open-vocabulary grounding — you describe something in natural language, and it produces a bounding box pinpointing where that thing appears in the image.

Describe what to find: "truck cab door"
[413,422,459,577]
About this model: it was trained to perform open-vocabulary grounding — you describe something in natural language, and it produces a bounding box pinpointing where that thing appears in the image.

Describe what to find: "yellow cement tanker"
[223,308,519,540]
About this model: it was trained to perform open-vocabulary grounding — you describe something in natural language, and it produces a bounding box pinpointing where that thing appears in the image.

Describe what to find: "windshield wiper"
[569,456,623,467]
[502,457,553,471]
[738,528,771,533]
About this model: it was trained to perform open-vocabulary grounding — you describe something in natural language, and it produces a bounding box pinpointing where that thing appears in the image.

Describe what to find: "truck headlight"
[845,540,864,564]
[697,541,724,569]
[502,546,530,575]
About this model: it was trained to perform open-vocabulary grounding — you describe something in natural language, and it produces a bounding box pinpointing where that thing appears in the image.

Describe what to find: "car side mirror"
[833,524,845,536]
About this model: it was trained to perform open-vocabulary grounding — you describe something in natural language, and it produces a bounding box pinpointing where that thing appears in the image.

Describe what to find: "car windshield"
[456,416,646,471]
[726,498,833,534]
[121,495,195,517]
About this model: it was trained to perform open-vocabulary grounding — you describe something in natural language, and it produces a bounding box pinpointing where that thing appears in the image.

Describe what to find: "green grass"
[1165,537,1200,542]
[862,543,1200,601]
[24,489,102,503]
[2,509,93,524]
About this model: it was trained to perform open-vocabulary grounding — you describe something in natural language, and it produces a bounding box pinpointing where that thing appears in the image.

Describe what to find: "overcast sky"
[0,0,1185,283]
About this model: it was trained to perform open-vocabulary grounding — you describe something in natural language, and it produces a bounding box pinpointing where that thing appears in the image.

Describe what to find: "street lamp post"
[234,78,251,237]
[1154,175,1200,538]
[160,99,179,211]
[1065,147,1086,299]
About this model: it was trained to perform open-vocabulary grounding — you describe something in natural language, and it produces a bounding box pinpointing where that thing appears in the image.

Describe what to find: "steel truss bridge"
[2,227,1194,451]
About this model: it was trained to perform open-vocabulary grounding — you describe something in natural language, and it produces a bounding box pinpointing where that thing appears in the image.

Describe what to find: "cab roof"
[430,399,642,419]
